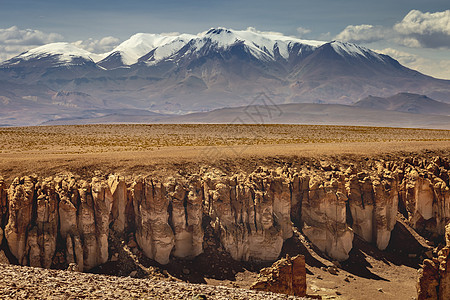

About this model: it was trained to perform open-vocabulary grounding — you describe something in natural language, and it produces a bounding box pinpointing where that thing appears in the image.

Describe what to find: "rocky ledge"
[0,154,448,288]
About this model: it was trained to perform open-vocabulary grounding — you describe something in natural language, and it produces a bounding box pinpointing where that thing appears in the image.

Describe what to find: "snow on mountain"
[17,42,97,64]
[102,33,196,66]
[194,27,325,61]
[330,41,388,62]
[99,27,327,67]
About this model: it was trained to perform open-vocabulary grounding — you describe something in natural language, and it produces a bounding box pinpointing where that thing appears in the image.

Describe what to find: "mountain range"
[0,27,449,127]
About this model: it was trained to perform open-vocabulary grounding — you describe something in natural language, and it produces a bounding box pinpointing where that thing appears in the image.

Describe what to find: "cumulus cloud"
[335,9,450,49]
[335,24,388,43]
[296,27,311,37]
[0,26,63,61]
[377,48,450,79]
[72,36,120,53]
[393,10,450,48]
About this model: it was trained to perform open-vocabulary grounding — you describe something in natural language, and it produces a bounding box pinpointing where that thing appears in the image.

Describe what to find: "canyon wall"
[0,155,448,271]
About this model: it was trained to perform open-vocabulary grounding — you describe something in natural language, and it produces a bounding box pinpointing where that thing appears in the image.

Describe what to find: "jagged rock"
[417,223,450,300]
[55,176,84,270]
[250,254,306,296]
[290,172,309,226]
[132,177,175,264]
[347,173,375,243]
[347,171,401,250]
[91,177,114,265]
[166,176,204,258]
[108,175,127,233]
[372,173,399,250]
[404,168,450,236]
[5,176,36,265]
[31,178,59,268]
[0,250,9,264]
[0,176,7,245]
[78,180,99,270]
[302,174,353,261]
[203,168,289,262]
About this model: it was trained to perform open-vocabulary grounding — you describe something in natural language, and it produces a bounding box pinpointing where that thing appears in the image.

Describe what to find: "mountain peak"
[19,42,95,62]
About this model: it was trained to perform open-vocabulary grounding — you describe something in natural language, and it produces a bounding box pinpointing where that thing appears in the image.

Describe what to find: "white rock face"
[303,175,353,261]
[403,157,450,236]
[166,176,204,259]
[108,175,127,233]
[132,177,175,265]
[203,168,291,262]
[347,173,374,243]
[346,170,399,250]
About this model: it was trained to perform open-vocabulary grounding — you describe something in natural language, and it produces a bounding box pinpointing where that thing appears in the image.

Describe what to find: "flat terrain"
[0,124,449,181]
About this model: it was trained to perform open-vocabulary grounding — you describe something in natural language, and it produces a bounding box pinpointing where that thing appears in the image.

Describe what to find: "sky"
[0,0,449,79]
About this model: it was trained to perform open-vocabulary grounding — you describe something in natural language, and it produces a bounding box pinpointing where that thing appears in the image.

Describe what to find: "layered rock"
[30,178,59,268]
[55,175,83,271]
[250,254,306,296]
[4,176,36,265]
[204,168,292,262]
[346,170,399,250]
[166,176,204,259]
[132,177,175,265]
[402,157,450,237]
[0,176,7,245]
[302,174,353,261]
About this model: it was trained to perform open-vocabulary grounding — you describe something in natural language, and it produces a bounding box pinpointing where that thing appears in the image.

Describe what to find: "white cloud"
[377,48,450,80]
[335,10,450,49]
[72,36,120,53]
[0,26,63,61]
[335,24,388,43]
[246,27,285,36]
[393,10,450,48]
[296,27,311,37]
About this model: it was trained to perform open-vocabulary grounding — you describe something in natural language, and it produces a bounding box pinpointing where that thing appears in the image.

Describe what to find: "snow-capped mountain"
[0,27,450,126]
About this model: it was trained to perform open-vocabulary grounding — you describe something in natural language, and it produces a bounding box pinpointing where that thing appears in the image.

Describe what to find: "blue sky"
[0,0,449,78]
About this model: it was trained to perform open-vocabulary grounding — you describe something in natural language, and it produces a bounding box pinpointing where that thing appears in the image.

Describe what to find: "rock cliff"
[0,155,448,272]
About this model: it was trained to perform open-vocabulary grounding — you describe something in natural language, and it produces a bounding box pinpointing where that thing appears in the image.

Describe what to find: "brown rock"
[5,176,36,265]
[132,177,175,264]
[302,174,353,261]
[417,223,450,300]
[250,254,306,296]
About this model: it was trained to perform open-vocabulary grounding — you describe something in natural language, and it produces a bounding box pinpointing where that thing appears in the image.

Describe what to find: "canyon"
[0,154,448,275]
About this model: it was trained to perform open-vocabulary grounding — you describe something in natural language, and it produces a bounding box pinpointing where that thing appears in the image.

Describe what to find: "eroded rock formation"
[302,174,353,261]
[0,154,448,271]
[203,167,292,261]
[250,254,306,296]
[417,223,450,300]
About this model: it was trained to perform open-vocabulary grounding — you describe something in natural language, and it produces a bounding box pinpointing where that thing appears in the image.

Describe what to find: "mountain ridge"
[1,27,450,126]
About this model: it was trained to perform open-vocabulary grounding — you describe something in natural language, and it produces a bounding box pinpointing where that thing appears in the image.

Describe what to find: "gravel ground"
[0,264,310,299]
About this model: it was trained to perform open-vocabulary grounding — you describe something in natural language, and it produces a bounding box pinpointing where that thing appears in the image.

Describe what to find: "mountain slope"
[354,93,450,116]
[0,27,450,126]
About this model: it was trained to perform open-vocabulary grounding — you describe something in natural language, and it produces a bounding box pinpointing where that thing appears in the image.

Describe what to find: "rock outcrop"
[302,174,353,261]
[0,154,448,271]
[250,254,306,296]
[4,176,36,265]
[402,157,450,238]
[132,177,175,265]
[203,167,291,262]
[417,223,450,300]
